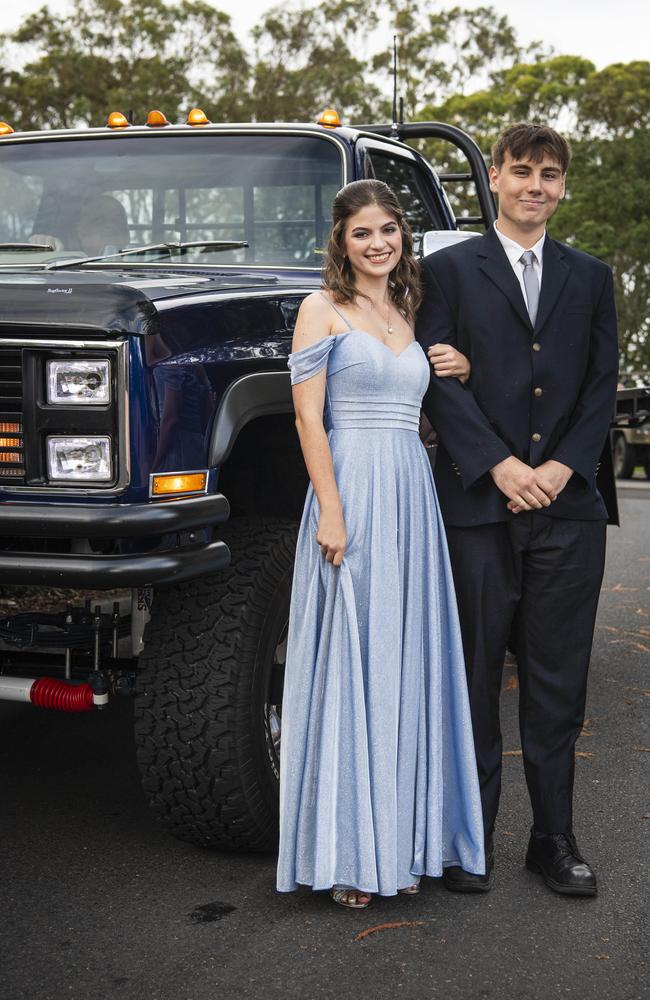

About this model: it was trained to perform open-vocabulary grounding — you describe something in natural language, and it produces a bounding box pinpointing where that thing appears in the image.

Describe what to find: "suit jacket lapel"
[476,227,531,329]
[534,236,570,334]
[476,228,571,334]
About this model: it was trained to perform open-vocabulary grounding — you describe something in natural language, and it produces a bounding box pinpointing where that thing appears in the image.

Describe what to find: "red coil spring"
[30,678,94,712]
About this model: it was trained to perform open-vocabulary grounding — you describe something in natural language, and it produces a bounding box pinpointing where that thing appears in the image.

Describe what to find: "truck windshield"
[0,133,343,268]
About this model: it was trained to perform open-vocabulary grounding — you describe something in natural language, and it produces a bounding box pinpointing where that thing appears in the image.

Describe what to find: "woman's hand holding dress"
[316,506,347,566]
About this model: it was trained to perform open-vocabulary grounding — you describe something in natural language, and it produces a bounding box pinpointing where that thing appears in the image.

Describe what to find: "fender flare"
[209,371,294,466]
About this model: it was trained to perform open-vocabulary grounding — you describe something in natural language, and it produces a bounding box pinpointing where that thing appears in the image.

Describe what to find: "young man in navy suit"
[416,123,618,896]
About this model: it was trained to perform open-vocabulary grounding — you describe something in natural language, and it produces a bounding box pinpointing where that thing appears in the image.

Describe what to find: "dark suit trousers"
[445,513,607,836]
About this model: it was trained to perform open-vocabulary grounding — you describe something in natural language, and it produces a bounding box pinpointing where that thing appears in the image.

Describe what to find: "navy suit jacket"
[415,226,619,527]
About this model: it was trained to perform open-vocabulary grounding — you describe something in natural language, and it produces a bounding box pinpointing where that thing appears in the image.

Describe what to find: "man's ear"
[560,174,567,200]
[488,164,499,193]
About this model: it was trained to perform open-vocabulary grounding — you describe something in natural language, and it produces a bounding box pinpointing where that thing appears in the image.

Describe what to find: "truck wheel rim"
[264,620,287,781]
[614,437,625,476]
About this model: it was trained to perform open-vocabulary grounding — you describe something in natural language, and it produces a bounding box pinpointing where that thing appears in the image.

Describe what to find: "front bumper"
[0,492,230,587]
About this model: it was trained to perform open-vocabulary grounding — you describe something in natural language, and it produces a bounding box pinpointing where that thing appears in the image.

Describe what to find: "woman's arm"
[291,294,347,567]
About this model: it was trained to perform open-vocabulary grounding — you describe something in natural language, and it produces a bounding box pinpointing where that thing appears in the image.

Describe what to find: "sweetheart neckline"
[343,329,419,360]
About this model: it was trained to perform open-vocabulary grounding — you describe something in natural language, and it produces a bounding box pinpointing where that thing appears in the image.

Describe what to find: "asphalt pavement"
[0,497,648,1000]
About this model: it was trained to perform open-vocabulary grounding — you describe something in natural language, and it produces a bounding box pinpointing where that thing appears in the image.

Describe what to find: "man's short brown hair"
[492,123,572,174]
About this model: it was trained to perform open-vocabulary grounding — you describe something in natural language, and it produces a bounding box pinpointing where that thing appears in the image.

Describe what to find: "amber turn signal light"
[151,472,207,497]
[0,422,20,434]
[107,111,130,129]
[0,122,15,135]
[146,110,170,127]
[187,108,210,126]
[318,108,341,128]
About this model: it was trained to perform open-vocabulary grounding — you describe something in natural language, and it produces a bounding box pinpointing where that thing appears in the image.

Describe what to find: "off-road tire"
[134,517,297,851]
[613,433,635,479]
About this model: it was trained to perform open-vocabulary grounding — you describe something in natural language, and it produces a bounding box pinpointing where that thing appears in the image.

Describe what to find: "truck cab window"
[0,134,343,268]
[366,151,444,253]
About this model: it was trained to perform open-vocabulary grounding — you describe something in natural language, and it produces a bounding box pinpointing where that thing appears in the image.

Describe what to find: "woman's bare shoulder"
[292,291,336,349]
[298,290,333,319]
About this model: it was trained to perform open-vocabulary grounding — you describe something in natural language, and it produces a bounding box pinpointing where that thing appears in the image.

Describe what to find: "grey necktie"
[520,250,539,325]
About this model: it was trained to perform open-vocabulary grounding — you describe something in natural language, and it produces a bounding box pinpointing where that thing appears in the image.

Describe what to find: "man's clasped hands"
[426,343,574,516]
[490,455,573,514]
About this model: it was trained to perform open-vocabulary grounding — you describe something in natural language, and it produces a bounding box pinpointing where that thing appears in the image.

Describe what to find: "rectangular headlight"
[47,359,111,405]
[47,436,112,482]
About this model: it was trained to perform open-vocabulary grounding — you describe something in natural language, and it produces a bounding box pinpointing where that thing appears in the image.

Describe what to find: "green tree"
[1,0,250,130]
[372,1,543,121]
[248,0,382,122]
[552,133,650,372]
[557,64,650,372]
[578,61,650,136]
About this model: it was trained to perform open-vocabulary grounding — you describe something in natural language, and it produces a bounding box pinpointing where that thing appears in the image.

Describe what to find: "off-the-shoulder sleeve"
[287,336,336,385]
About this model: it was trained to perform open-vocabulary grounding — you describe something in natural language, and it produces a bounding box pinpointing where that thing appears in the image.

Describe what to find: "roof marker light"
[0,122,15,136]
[107,111,130,129]
[146,110,170,127]
[318,108,341,128]
[187,108,210,126]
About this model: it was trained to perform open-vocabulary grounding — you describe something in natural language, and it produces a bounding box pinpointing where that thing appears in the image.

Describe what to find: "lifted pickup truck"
[0,108,622,851]
[611,386,650,479]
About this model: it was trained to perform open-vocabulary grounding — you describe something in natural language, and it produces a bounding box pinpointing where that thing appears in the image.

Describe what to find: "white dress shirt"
[493,223,545,302]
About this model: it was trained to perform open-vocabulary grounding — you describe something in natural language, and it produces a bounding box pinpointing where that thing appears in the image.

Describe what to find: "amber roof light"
[318,108,341,128]
[0,122,15,136]
[146,110,170,127]
[187,108,210,126]
[107,111,130,129]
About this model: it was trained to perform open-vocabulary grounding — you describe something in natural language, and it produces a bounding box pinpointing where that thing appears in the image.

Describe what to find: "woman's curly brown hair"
[322,179,421,325]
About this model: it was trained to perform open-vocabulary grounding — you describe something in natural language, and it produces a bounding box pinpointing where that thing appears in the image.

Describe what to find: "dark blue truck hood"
[0,267,311,336]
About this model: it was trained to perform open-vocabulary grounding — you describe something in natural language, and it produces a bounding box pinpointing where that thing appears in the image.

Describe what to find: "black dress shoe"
[443,836,494,893]
[525,831,597,896]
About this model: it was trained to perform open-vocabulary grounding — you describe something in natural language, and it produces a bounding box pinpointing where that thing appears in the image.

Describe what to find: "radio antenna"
[391,36,399,134]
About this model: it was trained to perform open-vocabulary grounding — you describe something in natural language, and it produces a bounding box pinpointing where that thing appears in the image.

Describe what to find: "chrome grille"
[0,349,24,482]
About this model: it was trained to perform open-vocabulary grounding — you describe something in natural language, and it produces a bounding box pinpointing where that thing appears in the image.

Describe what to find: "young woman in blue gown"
[276,180,485,908]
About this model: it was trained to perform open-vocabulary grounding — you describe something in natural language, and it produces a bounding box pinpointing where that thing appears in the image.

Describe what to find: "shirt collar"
[493,222,546,268]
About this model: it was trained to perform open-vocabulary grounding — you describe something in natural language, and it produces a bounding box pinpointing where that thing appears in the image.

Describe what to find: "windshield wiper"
[0,242,55,252]
[46,240,249,270]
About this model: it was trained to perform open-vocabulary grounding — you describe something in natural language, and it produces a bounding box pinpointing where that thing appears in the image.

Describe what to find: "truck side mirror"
[421,229,481,258]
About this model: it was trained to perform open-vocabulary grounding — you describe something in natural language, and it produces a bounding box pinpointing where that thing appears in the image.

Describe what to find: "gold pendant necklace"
[382,299,393,335]
[366,294,394,334]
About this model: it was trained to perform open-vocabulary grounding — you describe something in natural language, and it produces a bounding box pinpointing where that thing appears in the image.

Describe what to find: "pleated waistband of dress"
[328,398,421,431]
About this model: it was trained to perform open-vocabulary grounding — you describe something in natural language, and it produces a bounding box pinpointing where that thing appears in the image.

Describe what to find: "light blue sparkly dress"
[276,300,484,895]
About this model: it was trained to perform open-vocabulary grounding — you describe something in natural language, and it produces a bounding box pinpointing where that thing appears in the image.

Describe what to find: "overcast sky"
[2,0,647,70]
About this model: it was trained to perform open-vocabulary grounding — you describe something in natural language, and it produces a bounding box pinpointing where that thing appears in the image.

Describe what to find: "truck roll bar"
[358,121,497,230]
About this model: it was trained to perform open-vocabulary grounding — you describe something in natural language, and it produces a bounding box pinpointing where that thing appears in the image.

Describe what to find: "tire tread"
[134,517,296,851]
